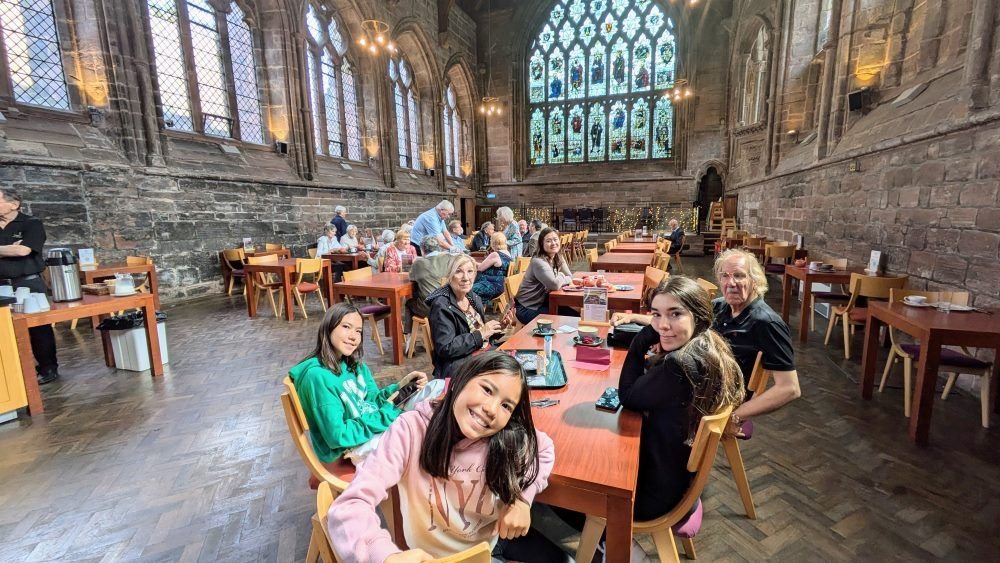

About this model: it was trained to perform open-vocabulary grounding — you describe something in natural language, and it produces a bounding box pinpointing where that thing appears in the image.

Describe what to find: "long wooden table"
[322,251,367,272]
[592,252,652,273]
[330,272,413,365]
[500,315,640,563]
[244,258,334,321]
[12,293,162,415]
[860,301,1000,446]
[608,243,658,254]
[548,272,644,314]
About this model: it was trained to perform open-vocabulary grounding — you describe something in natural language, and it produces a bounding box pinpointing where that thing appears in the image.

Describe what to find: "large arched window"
[442,83,465,177]
[528,0,676,165]
[305,4,362,160]
[146,0,266,143]
[0,0,72,110]
[389,55,420,170]
[739,25,768,126]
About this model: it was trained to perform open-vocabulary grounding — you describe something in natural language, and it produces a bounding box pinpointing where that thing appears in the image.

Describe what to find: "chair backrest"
[587,248,598,269]
[696,278,718,299]
[843,273,908,312]
[825,257,848,269]
[343,266,373,283]
[763,244,796,262]
[505,272,526,302]
[515,256,532,276]
[281,377,349,491]
[307,247,318,259]
[127,255,152,266]
[222,248,245,271]
[643,266,668,306]
[464,235,475,250]
[743,236,766,247]
[247,254,280,284]
[265,243,284,251]
[746,351,769,395]
[296,258,324,285]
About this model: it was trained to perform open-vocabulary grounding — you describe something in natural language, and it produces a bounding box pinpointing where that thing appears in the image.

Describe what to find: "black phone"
[393,381,420,407]
[595,387,621,412]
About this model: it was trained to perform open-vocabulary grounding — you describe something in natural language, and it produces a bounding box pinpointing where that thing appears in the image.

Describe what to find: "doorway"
[697,167,725,231]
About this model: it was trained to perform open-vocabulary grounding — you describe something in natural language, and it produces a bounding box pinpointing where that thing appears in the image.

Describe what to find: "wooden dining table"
[322,251,367,272]
[330,272,413,365]
[592,252,653,273]
[860,301,1000,446]
[608,242,658,254]
[80,263,160,310]
[499,315,640,563]
[244,258,334,321]
[781,265,870,342]
[12,293,163,415]
[245,248,292,260]
[548,272,645,314]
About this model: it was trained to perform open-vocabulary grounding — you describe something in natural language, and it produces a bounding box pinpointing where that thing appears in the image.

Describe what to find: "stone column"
[120,0,165,166]
[965,0,996,110]
[815,0,843,160]
[917,0,946,73]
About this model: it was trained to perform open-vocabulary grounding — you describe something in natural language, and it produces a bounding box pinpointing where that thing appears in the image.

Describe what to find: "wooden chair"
[587,248,598,270]
[505,273,526,305]
[879,289,992,425]
[342,267,391,355]
[307,247,318,259]
[265,243,284,251]
[810,257,850,331]
[246,254,285,317]
[721,352,768,521]
[824,273,908,359]
[126,255,153,293]
[577,407,734,563]
[293,258,327,319]
[512,256,532,276]
[695,278,718,299]
[221,248,247,296]
[653,251,669,271]
[407,316,434,358]
[642,266,668,309]
[762,244,795,274]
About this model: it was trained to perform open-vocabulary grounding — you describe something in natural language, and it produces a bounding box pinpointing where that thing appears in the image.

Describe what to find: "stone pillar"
[965,0,996,110]
[815,0,843,160]
[120,0,165,166]
[918,0,946,73]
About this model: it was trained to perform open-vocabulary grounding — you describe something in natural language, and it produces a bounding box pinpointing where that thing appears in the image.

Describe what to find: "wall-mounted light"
[273,141,289,155]
[787,129,799,143]
[87,106,106,127]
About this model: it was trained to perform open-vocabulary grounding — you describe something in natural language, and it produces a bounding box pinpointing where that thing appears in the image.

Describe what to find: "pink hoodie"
[328,400,555,562]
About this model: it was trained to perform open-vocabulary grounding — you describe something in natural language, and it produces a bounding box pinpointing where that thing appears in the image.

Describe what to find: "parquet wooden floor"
[1,257,998,562]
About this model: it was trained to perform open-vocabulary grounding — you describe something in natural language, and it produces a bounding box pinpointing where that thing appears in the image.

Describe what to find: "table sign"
[582,287,608,323]
[794,234,803,249]
[78,248,96,267]
[242,237,254,252]
[866,250,883,274]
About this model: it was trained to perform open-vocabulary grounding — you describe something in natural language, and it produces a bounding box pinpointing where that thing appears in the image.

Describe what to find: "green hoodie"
[288,357,401,462]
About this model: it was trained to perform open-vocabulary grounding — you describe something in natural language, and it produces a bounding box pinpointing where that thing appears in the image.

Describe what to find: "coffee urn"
[46,248,83,302]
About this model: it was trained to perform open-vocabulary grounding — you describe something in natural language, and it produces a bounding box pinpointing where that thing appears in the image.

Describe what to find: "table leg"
[246,270,258,317]
[860,314,883,399]
[148,268,161,310]
[992,355,1000,415]
[142,297,164,376]
[13,320,43,415]
[323,262,335,304]
[390,291,405,366]
[909,332,942,446]
[101,322,115,367]
[798,280,811,343]
[331,287,343,305]
[603,495,634,563]
[781,272,792,323]
[548,295,558,314]
[283,269,295,321]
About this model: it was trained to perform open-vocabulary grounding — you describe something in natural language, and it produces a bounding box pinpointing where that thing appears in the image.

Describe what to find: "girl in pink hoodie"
[328,352,567,562]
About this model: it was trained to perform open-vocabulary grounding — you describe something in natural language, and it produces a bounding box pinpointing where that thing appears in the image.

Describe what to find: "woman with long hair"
[514,227,574,324]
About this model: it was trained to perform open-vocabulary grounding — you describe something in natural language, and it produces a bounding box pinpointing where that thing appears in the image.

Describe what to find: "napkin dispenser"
[607,322,644,348]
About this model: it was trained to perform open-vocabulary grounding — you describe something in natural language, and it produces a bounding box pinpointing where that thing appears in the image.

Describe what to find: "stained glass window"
[443,84,465,177]
[389,55,421,170]
[304,4,362,159]
[0,0,71,110]
[528,0,676,165]
[146,1,266,142]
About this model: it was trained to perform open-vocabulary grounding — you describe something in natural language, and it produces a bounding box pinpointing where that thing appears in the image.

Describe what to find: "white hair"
[380,229,395,243]
[436,200,455,213]
[496,206,514,222]
[346,224,358,234]
[335,205,346,215]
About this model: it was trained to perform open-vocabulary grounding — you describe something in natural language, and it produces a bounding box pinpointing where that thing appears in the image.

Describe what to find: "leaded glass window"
[146,0,266,143]
[0,0,71,110]
[443,84,465,177]
[739,26,768,126]
[389,55,420,169]
[528,0,676,165]
[304,3,362,160]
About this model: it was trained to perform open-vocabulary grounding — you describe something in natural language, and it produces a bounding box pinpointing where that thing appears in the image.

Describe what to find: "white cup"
[23,297,41,314]
[15,287,30,303]
[906,295,927,305]
[32,294,50,311]
[0,286,13,297]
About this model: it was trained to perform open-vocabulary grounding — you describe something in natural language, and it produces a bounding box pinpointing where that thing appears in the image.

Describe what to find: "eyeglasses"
[718,272,749,282]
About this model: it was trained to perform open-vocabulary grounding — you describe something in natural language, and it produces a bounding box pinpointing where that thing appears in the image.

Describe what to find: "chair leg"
[294,289,308,319]
[981,374,991,429]
[305,526,321,563]
[681,537,697,560]
[422,320,434,355]
[651,529,681,563]
[368,315,385,355]
[823,311,838,345]
[318,290,327,312]
[878,349,897,393]
[941,373,958,399]
[903,355,912,418]
[226,277,235,296]
[722,436,757,519]
[70,318,79,330]
[842,317,851,360]
[575,515,606,563]
[675,255,684,273]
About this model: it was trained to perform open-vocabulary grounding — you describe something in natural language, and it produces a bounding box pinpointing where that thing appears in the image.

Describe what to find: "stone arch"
[731,15,773,127]
[443,55,478,177]
[694,159,728,187]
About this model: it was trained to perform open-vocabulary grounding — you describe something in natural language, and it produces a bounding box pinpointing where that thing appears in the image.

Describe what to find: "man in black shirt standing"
[0,189,59,384]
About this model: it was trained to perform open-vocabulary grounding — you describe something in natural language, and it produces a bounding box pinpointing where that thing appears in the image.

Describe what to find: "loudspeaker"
[274,141,289,155]
[848,88,872,112]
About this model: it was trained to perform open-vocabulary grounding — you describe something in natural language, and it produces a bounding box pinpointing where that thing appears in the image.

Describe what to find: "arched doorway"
[697,167,725,231]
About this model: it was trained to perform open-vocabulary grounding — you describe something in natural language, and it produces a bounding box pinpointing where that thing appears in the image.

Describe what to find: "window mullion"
[176,0,204,133]
[336,61,348,158]
[217,10,241,141]
[314,49,330,155]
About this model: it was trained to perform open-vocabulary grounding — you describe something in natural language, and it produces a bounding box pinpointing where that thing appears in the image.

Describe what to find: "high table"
[608,243,658,254]
[781,265,870,343]
[244,258,334,321]
[12,293,162,415]
[548,272,644,314]
[592,252,653,273]
[330,272,413,365]
[860,301,1000,446]
[500,315,640,563]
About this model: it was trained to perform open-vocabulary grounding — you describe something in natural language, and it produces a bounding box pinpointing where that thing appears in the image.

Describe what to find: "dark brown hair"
[419,352,539,505]
[306,303,364,374]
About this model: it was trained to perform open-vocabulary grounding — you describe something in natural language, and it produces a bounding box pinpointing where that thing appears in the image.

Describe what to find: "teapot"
[793,258,807,268]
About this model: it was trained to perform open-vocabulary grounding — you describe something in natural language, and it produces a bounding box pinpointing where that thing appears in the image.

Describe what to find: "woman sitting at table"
[514,227,574,325]
[339,224,363,252]
[317,224,347,255]
[472,232,513,302]
[381,229,415,273]
[427,255,504,379]
[557,276,745,559]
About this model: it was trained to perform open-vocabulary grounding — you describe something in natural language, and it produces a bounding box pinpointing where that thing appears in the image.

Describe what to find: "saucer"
[113,289,137,297]
[613,284,634,291]
[531,328,556,337]
[573,336,605,347]
[902,298,931,308]
[560,285,584,292]
[939,304,973,312]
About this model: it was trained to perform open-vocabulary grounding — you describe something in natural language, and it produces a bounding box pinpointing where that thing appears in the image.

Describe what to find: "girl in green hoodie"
[288,303,437,464]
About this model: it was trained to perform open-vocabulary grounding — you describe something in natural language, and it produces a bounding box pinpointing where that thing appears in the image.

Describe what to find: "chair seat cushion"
[813,292,848,300]
[848,307,868,323]
[899,344,991,369]
[296,282,319,292]
[231,270,246,277]
[359,304,391,316]
[671,498,703,538]
[764,264,786,273]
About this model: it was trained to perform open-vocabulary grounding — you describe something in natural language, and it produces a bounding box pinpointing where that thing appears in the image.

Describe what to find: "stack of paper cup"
[0,286,13,298]
[14,287,31,304]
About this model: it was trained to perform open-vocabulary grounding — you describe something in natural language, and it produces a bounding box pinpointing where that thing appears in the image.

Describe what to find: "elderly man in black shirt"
[0,189,59,384]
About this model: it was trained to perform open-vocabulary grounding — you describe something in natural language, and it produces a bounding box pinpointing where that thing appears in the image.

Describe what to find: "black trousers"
[10,276,58,370]
[493,527,571,563]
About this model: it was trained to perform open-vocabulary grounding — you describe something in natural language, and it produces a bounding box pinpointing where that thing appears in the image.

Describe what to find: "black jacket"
[427,286,486,379]
[472,230,491,251]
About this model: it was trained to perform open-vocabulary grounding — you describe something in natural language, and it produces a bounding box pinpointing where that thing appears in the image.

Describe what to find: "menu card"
[78,248,96,267]
[866,250,883,274]
[242,237,254,252]
[582,287,608,324]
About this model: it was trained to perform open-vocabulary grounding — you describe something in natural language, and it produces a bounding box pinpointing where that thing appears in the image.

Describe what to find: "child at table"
[328,352,570,563]
[288,303,443,465]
